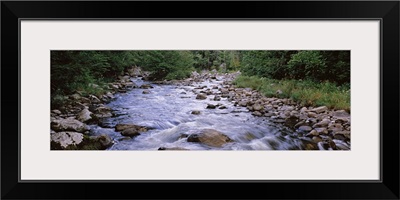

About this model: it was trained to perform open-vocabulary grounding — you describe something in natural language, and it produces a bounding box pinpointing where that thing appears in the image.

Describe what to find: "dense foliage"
[51,50,350,109]
[240,50,350,85]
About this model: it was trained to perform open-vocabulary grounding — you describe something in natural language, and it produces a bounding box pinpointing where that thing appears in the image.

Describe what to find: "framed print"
[2,1,399,200]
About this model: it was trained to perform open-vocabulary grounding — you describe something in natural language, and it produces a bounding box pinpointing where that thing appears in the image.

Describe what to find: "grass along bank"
[233,75,350,111]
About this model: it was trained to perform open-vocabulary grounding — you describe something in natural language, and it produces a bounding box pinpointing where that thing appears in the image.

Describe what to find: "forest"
[51,50,350,110]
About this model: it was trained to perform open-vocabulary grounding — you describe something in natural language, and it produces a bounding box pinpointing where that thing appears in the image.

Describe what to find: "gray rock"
[306,129,319,137]
[252,111,262,117]
[69,93,81,100]
[213,96,221,101]
[89,95,101,103]
[252,104,264,111]
[196,93,207,100]
[51,109,62,115]
[313,119,330,128]
[191,110,201,115]
[218,105,227,109]
[140,84,153,89]
[51,132,84,149]
[76,108,92,122]
[311,106,328,114]
[314,127,328,135]
[115,123,149,132]
[333,110,350,118]
[142,90,150,94]
[307,112,317,118]
[238,100,248,107]
[121,128,141,137]
[51,118,89,133]
[206,104,216,109]
[187,129,232,147]
[298,126,312,132]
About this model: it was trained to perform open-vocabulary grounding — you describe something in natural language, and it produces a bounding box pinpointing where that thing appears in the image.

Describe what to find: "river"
[89,75,319,150]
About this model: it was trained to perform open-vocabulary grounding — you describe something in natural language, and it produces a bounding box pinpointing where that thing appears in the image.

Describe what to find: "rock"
[206,104,216,109]
[298,126,312,132]
[115,123,149,132]
[76,108,92,122]
[252,104,264,111]
[140,84,153,89]
[307,112,317,118]
[142,90,150,94]
[264,112,274,117]
[333,131,350,139]
[219,105,227,109]
[306,129,319,137]
[300,107,308,112]
[333,110,350,118]
[196,93,207,100]
[191,110,201,115]
[313,119,330,128]
[69,93,81,100]
[158,147,189,150]
[252,111,262,116]
[51,109,62,115]
[312,136,323,143]
[187,129,232,147]
[238,100,248,107]
[276,90,283,95]
[80,97,91,104]
[311,106,328,114]
[51,118,89,133]
[87,134,113,149]
[51,132,83,149]
[314,127,328,135]
[213,96,221,101]
[89,95,101,103]
[121,128,141,137]
[285,115,299,128]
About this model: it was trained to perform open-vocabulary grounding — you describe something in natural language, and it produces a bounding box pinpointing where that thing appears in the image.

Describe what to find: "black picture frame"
[2,1,399,199]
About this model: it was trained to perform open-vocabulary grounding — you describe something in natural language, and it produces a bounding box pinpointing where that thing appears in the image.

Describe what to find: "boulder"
[311,106,328,114]
[196,93,207,100]
[142,90,150,94]
[298,126,312,132]
[76,108,92,122]
[51,109,62,115]
[115,123,149,132]
[191,110,201,115]
[313,119,330,128]
[218,105,227,109]
[252,104,264,111]
[51,132,84,149]
[333,110,350,118]
[238,100,248,107]
[88,95,101,103]
[51,118,89,133]
[140,84,153,89]
[115,123,150,137]
[252,111,262,117]
[213,96,221,101]
[187,129,232,147]
[206,104,216,109]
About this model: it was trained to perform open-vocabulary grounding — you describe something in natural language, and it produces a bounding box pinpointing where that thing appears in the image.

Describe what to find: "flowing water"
[90,76,317,150]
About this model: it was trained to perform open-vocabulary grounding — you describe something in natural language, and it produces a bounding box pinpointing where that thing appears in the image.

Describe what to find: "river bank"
[50,67,351,150]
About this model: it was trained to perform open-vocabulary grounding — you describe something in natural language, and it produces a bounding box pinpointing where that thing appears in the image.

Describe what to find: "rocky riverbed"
[50,67,350,150]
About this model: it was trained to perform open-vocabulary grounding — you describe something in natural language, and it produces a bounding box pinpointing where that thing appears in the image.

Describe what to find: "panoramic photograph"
[50,50,350,150]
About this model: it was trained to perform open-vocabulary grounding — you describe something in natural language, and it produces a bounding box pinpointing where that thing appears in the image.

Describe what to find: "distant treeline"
[51,50,350,96]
